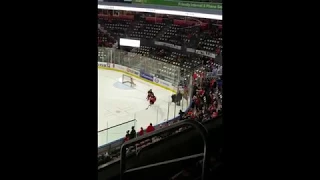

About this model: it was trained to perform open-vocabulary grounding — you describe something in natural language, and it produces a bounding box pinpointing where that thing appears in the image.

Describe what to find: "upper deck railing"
[119,119,210,180]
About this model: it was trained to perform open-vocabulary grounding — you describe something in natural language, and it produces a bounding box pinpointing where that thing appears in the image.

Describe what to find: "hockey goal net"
[122,74,135,87]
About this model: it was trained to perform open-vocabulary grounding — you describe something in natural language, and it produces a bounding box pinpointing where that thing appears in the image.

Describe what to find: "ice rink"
[98,68,187,146]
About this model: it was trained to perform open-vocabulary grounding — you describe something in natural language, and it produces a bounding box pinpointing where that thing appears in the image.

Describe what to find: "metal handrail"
[120,120,210,180]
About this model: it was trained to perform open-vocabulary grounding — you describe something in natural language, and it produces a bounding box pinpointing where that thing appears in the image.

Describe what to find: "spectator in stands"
[163,122,169,127]
[146,123,155,133]
[124,130,130,142]
[179,109,184,120]
[211,110,218,119]
[138,127,144,136]
[176,91,182,106]
[187,108,196,119]
[209,78,216,91]
[217,78,222,91]
[129,126,136,139]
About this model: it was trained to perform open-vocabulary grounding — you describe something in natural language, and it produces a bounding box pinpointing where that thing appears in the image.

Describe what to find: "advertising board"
[127,68,140,76]
[140,71,153,81]
[153,77,172,89]
[98,63,176,90]
[114,64,126,71]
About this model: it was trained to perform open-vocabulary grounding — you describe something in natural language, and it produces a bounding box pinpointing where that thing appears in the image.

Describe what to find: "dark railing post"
[120,120,210,180]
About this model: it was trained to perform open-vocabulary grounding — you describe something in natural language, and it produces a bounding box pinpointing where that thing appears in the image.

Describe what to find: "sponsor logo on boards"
[140,71,153,81]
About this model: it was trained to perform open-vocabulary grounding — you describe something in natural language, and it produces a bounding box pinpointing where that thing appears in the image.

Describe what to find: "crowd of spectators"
[183,76,222,123]
[124,123,155,142]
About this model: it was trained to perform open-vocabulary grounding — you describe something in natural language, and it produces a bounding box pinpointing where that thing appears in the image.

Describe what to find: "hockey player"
[146,94,156,110]
[146,89,154,100]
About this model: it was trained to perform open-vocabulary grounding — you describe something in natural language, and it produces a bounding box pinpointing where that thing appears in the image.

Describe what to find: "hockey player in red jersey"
[146,94,156,110]
[146,89,154,100]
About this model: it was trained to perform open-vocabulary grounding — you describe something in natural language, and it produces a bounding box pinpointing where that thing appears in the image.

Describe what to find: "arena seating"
[98,18,132,39]
[159,24,194,46]
[97,11,223,58]
[131,46,200,75]
[197,22,222,55]
[98,28,116,47]
[130,21,166,39]
[97,11,223,82]
[133,45,152,56]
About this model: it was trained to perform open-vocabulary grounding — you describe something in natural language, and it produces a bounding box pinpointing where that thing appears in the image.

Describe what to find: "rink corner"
[98,66,177,93]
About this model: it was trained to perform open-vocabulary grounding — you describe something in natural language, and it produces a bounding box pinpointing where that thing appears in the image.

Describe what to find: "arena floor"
[98,69,187,146]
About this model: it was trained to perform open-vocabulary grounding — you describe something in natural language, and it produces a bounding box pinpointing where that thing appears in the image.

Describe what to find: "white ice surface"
[98,69,188,146]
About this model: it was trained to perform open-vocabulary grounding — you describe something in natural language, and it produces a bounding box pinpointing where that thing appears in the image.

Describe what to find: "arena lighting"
[98,5,222,20]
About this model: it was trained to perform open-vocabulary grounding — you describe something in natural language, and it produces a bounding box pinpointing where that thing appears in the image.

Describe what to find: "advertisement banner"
[153,77,172,88]
[186,48,196,53]
[195,50,216,58]
[154,41,181,50]
[98,62,107,67]
[98,63,141,76]
[127,68,140,76]
[132,0,222,10]
[140,71,153,81]
[115,64,126,71]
